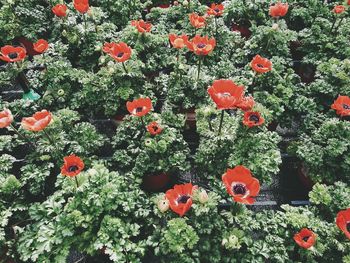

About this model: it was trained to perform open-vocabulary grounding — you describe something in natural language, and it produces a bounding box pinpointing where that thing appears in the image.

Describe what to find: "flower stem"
[140,116,146,131]
[9,124,36,148]
[196,56,202,82]
[330,17,337,33]
[83,14,87,37]
[334,17,344,35]
[122,62,129,74]
[215,17,218,37]
[43,129,62,159]
[74,176,79,188]
[218,110,225,136]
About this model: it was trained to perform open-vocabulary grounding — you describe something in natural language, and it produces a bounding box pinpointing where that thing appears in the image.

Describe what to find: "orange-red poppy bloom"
[333,5,346,14]
[126,98,152,117]
[250,55,272,74]
[21,110,52,132]
[237,96,255,111]
[169,34,188,49]
[0,109,13,128]
[165,183,198,217]
[331,95,350,117]
[293,228,317,249]
[222,165,260,204]
[33,39,49,54]
[243,111,265,128]
[336,208,350,240]
[207,79,245,110]
[74,0,89,14]
[147,121,163,135]
[0,45,26,63]
[269,2,289,17]
[189,13,206,28]
[207,3,224,16]
[131,20,152,33]
[61,155,85,177]
[52,4,68,17]
[105,42,132,63]
[348,0,350,5]
[186,35,216,56]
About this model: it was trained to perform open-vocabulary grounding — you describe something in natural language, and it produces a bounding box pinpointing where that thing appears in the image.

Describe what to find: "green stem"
[218,110,225,136]
[330,17,337,33]
[140,116,146,131]
[196,56,202,82]
[43,129,62,159]
[74,176,79,188]
[9,124,36,148]
[334,17,344,35]
[83,14,87,37]
[215,17,218,37]
[122,62,129,74]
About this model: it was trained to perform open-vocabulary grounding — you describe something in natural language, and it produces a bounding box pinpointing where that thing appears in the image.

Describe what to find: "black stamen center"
[257,63,264,68]
[302,236,310,242]
[8,52,18,59]
[197,43,206,48]
[136,107,143,113]
[117,52,124,58]
[347,222,350,233]
[343,104,350,110]
[232,183,247,195]
[249,114,260,123]
[214,8,220,12]
[68,165,79,172]
[153,126,158,131]
[177,195,190,204]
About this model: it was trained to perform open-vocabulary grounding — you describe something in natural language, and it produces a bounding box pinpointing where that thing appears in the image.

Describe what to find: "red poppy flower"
[165,183,198,217]
[21,110,52,132]
[269,2,289,17]
[131,20,152,33]
[147,121,163,135]
[207,79,245,110]
[237,96,255,111]
[222,165,260,204]
[33,39,49,54]
[294,228,317,249]
[250,55,272,74]
[331,95,350,117]
[348,0,350,6]
[74,0,89,14]
[333,5,346,14]
[336,208,350,240]
[186,35,216,56]
[207,3,224,16]
[52,4,68,17]
[0,45,26,63]
[169,34,188,49]
[243,111,265,128]
[126,98,152,117]
[61,155,85,177]
[0,109,13,128]
[189,13,206,28]
[105,42,132,63]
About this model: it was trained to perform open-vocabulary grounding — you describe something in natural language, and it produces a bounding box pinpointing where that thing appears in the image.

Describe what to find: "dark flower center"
[177,195,190,204]
[117,52,124,57]
[68,165,79,172]
[8,52,18,59]
[232,183,247,195]
[152,126,158,131]
[343,104,350,110]
[136,107,144,113]
[257,63,264,68]
[347,222,350,233]
[302,236,310,242]
[214,8,220,12]
[249,114,260,123]
[197,43,206,48]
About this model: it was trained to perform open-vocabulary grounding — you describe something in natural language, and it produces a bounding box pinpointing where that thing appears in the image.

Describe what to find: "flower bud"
[198,189,209,204]
[158,198,169,213]
[272,23,279,30]
[57,89,65,96]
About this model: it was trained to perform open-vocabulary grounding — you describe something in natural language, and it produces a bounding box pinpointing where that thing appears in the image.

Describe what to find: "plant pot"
[142,172,171,192]
[298,163,314,190]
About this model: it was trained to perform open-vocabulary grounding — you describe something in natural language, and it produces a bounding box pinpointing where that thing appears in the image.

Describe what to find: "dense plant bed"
[1,0,350,262]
